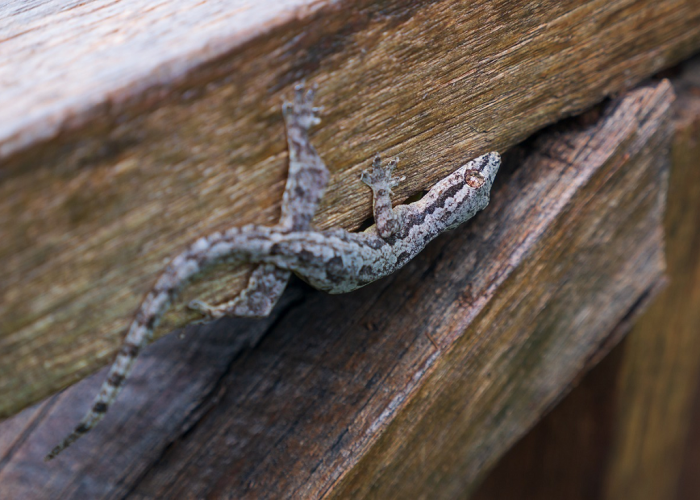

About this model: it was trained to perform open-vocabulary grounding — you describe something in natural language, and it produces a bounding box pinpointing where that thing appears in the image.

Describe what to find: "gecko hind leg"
[189,83,328,320]
[361,154,405,238]
[279,82,329,232]
[189,264,291,319]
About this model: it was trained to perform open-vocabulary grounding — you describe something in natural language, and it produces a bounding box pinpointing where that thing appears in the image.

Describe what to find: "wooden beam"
[0,81,672,498]
[1,0,700,418]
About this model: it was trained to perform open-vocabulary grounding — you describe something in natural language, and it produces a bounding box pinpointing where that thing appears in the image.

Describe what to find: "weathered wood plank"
[0,0,323,158]
[328,81,673,500]
[0,82,672,499]
[1,0,699,418]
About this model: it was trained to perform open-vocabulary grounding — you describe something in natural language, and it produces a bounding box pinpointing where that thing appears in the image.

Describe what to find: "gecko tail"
[44,404,107,461]
[45,307,159,461]
[44,231,230,460]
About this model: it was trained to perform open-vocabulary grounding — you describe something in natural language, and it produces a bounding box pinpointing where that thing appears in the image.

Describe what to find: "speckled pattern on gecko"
[46,83,500,460]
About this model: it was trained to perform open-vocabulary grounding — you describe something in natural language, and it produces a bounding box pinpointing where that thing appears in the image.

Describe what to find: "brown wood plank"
[0,82,672,499]
[2,0,700,419]
[677,375,700,500]
[471,58,700,500]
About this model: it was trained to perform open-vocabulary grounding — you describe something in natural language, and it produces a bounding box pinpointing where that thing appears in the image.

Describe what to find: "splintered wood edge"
[602,71,700,500]
[2,0,699,418]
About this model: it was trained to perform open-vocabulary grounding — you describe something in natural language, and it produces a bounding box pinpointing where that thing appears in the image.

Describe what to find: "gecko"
[46,83,500,460]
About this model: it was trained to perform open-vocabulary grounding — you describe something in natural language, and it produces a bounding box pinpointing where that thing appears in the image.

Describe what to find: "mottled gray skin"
[47,84,500,460]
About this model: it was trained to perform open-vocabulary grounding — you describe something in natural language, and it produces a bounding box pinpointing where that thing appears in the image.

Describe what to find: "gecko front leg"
[361,155,405,238]
[189,83,329,320]
[362,154,443,348]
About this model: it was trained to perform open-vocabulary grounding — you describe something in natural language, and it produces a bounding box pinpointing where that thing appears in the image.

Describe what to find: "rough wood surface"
[0,82,672,499]
[328,82,673,500]
[473,58,700,500]
[2,0,700,419]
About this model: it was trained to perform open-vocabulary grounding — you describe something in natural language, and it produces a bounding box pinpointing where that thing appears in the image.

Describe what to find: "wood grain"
[471,59,700,500]
[0,82,672,499]
[2,0,700,419]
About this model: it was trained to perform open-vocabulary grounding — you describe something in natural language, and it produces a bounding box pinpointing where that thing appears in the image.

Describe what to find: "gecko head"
[459,151,500,192]
[412,151,500,232]
[439,151,501,229]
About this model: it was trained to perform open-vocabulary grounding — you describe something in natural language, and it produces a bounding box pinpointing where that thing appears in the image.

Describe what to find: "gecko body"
[46,84,500,460]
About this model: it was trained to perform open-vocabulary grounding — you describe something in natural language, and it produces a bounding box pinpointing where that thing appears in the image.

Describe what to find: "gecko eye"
[464,169,486,188]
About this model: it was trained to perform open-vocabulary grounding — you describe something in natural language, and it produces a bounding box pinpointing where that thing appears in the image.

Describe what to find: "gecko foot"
[188,299,219,322]
[188,264,289,320]
[283,82,322,131]
[361,155,405,192]
[361,154,405,238]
